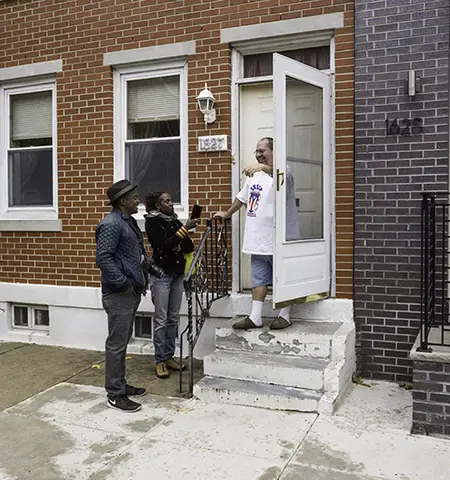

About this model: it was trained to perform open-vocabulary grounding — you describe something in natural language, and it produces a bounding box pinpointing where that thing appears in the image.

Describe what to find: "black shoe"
[125,385,147,397]
[107,394,141,412]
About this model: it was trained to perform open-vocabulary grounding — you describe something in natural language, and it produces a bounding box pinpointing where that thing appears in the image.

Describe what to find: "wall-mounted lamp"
[197,83,216,126]
[407,70,421,98]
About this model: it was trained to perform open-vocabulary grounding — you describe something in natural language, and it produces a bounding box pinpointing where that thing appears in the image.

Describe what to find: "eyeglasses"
[254,150,265,155]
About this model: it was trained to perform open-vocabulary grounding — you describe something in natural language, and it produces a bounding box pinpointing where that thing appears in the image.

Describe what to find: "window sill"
[136,216,188,232]
[0,219,62,232]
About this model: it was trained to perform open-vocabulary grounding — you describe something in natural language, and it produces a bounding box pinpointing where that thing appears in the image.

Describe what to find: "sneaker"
[155,362,169,379]
[125,385,147,397]
[107,394,141,413]
[166,357,186,371]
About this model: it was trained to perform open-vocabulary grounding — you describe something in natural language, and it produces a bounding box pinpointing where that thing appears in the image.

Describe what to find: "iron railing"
[419,192,450,351]
[179,218,230,394]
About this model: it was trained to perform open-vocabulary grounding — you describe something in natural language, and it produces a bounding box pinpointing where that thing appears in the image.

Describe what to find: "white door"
[239,82,273,290]
[273,53,331,306]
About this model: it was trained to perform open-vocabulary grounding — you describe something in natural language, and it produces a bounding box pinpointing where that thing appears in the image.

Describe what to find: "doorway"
[234,47,333,302]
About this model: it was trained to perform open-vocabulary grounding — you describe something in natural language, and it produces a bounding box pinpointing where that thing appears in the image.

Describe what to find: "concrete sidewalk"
[0,380,449,480]
[0,342,203,411]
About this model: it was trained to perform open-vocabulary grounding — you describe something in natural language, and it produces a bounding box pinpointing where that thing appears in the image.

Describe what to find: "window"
[134,313,152,340]
[0,80,57,220]
[115,62,188,216]
[12,305,50,331]
[243,46,330,78]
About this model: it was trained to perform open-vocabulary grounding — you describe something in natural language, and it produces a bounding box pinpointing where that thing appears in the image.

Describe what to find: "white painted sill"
[0,219,63,232]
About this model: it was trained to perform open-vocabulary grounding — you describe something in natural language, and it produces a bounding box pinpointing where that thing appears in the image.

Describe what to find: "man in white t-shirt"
[215,137,299,330]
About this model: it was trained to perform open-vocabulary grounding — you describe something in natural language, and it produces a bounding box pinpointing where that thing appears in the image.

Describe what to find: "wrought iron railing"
[179,218,230,394]
[419,192,450,351]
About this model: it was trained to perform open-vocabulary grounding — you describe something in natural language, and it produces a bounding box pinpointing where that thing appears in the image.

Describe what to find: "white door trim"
[230,39,336,296]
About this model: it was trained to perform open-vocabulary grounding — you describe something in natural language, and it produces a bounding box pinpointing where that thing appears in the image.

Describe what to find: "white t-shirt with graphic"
[236,170,300,256]
[237,172,274,255]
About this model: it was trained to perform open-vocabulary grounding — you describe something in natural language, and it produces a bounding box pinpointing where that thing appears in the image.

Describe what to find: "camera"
[143,258,165,279]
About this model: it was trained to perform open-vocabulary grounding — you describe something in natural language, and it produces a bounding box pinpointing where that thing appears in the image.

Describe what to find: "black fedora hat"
[107,179,138,205]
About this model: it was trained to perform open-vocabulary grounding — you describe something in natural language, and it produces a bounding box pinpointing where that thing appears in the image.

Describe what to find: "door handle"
[276,169,285,191]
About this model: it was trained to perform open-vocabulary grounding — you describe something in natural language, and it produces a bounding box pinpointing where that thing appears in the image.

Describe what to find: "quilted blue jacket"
[96,209,146,294]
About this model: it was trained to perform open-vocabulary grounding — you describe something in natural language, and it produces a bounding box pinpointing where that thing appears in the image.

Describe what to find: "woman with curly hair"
[145,191,200,379]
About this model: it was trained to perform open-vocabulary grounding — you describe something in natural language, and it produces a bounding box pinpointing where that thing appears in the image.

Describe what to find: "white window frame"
[11,304,50,332]
[0,77,58,221]
[114,60,189,221]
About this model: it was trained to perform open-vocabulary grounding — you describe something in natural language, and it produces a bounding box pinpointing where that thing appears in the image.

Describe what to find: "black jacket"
[145,214,194,275]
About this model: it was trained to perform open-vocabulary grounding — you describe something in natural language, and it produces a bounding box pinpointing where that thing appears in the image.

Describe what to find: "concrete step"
[194,376,322,412]
[216,319,342,359]
[203,350,328,390]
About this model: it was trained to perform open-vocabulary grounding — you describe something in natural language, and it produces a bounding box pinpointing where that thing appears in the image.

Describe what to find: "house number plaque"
[198,135,228,152]
[385,118,423,136]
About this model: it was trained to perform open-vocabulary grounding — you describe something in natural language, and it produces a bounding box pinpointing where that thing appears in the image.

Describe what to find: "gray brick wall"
[412,361,450,436]
[354,0,450,382]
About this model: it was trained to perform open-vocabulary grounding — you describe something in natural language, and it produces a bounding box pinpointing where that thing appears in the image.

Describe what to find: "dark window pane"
[126,140,181,204]
[13,306,28,327]
[244,47,330,77]
[35,309,49,327]
[128,119,180,140]
[8,149,53,207]
[11,138,53,148]
[135,314,152,339]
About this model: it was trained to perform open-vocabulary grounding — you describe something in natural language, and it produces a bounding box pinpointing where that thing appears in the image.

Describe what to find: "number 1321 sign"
[198,135,228,152]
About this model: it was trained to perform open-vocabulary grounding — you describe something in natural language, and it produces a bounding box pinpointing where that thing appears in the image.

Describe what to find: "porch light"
[196,83,216,126]
[407,70,421,97]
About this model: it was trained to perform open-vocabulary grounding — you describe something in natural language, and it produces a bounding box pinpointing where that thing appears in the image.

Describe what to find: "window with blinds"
[127,76,180,140]
[7,89,54,207]
[125,75,181,203]
[10,91,53,148]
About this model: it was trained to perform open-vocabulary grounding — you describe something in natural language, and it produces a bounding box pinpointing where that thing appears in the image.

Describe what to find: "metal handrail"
[179,218,230,394]
[419,192,450,351]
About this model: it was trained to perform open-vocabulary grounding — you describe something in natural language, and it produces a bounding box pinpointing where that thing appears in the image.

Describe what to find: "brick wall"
[0,0,354,297]
[354,0,450,381]
[412,360,450,436]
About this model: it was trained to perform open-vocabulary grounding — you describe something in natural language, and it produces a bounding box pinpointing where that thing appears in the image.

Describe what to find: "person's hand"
[243,163,267,177]
[214,211,230,219]
[184,217,201,230]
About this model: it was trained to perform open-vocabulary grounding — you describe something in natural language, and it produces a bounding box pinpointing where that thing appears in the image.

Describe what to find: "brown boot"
[155,362,169,379]
[166,357,186,371]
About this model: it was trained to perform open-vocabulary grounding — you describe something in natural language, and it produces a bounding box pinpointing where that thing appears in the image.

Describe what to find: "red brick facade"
[0,0,354,298]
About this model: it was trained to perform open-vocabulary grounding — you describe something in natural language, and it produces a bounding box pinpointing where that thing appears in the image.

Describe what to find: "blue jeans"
[151,273,184,364]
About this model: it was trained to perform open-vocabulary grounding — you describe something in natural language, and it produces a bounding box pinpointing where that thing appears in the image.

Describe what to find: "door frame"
[230,36,336,297]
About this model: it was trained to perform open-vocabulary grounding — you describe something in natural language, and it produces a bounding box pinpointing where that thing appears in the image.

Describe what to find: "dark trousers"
[102,291,141,396]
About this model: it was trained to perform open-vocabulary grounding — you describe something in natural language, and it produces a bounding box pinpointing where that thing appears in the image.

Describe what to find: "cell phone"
[191,204,203,219]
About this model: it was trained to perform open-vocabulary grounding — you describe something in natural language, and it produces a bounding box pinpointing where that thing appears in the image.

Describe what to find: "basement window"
[12,305,50,331]
[134,313,152,340]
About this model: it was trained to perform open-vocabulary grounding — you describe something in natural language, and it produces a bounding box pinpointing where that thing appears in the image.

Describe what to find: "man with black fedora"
[96,179,147,412]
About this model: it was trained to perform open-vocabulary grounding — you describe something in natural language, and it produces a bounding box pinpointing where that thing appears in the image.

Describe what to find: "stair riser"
[194,385,319,412]
[217,328,332,358]
[204,358,324,390]
[216,334,331,359]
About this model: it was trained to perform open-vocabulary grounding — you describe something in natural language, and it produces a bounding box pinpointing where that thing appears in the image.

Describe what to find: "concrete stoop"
[194,317,356,414]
